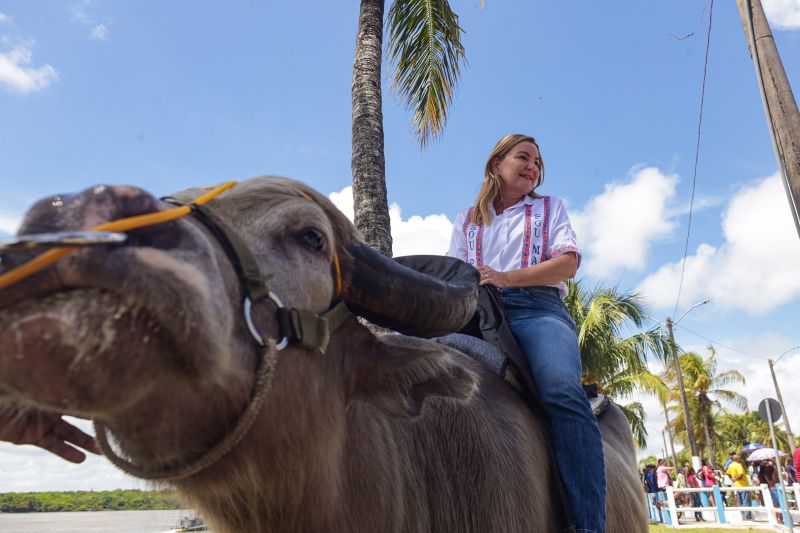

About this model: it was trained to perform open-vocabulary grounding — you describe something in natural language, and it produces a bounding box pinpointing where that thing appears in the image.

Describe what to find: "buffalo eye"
[299,228,326,253]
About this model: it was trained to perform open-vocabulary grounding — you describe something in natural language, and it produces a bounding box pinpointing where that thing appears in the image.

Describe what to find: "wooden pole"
[736,0,800,239]
[667,317,701,471]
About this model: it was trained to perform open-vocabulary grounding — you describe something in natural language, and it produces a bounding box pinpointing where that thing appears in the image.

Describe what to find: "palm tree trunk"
[703,405,716,469]
[352,0,393,257]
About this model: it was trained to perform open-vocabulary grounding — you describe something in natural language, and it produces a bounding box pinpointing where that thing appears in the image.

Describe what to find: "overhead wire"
[674,323,769,361]
[668,0,710,41]
[673,0,715,320]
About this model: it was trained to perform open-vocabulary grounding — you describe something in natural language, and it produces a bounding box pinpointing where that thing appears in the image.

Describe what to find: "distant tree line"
[0,489,181,513]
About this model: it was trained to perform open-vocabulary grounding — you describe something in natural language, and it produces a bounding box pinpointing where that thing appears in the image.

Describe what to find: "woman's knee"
[539,380,594,418]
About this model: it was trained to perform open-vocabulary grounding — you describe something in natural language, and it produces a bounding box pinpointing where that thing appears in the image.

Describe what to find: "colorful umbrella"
[741,443,766,453]
[746,447,787,463]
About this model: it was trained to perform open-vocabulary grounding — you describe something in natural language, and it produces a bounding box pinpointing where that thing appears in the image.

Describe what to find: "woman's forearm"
[504,252,578,287]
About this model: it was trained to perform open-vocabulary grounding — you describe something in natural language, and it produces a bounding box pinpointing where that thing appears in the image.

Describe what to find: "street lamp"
[648,299,710,472]
[769,345,800,453]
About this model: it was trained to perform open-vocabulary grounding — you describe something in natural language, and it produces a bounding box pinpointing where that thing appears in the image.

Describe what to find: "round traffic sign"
[758,398,782,423]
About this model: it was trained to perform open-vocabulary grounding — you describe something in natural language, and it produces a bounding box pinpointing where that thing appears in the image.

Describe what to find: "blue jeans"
[736,490,753,519]
[500,287,607,533]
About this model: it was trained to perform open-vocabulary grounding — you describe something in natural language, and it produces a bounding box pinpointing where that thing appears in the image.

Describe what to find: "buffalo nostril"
[124,220,183,250]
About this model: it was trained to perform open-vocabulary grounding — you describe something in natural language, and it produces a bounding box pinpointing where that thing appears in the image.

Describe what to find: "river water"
[0,509,208,533]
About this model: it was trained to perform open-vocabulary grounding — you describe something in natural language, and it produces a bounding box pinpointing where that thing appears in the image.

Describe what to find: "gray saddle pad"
[435,333,609,418]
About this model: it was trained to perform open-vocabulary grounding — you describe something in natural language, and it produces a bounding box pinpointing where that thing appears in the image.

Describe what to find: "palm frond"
[387,0,466,147]
[618,401,648,448]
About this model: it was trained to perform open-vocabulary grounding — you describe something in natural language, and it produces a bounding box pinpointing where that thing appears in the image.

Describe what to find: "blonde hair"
[471,134,545,225]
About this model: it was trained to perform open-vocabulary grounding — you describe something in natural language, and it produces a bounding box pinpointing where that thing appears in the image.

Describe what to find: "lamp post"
[769,345,800,453]
[660,299,710,473]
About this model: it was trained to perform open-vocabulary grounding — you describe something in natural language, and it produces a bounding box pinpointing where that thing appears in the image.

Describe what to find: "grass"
[650,525,765,532]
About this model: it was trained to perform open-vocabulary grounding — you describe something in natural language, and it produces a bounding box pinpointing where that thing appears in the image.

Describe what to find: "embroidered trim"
[462,208,472,234]
[463,207,484,267]
[550,244,580,258]
[542,196,551,260]
[475,224,484,267]
[520,203,533,269]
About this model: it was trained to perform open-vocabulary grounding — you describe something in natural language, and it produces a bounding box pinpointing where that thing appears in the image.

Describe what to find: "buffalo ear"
[351,334,478,419]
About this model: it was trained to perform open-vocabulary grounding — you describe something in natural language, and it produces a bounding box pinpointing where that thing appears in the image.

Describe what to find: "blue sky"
[1,0,800,491]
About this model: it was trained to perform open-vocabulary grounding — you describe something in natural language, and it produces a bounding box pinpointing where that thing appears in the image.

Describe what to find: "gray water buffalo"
[0,177,647,532]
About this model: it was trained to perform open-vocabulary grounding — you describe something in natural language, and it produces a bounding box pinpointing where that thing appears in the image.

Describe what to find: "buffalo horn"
[341,245,479,338]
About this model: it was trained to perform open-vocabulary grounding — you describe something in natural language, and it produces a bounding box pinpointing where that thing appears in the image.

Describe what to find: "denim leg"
[737,490,753,519]
[501,289,607,533]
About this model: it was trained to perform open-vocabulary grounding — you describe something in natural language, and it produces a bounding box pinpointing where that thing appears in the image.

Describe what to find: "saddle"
[435,332,609,417]
[394,255,609,418]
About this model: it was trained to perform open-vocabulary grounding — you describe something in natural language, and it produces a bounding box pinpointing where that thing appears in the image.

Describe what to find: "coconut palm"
[564,280,672,447]
[352,0,468,256]
[662,349,747,468]
[716,412,793,456]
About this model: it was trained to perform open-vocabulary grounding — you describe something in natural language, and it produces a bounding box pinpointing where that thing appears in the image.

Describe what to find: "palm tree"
[716,412,793,463]
[564,280,672,448]
[351,0,467,256]
[662,349,747,468]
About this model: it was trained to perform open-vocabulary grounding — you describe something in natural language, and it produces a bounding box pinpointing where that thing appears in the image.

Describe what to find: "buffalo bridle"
[0,181,351,480]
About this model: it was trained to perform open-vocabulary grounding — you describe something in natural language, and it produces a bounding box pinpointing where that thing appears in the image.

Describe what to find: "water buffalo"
[0,177,647,532]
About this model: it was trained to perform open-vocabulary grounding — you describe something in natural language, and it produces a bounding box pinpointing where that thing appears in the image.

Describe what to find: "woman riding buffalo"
[447,133,605,533]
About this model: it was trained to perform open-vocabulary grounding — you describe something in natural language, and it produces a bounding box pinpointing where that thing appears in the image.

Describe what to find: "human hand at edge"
[0,404,100,463]
[477,265,512,288]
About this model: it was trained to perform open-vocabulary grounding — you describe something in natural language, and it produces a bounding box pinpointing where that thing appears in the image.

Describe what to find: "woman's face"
[492,141,541,200]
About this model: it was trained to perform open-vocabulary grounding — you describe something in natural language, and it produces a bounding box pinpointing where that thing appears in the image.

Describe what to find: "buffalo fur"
[0,177,647,533]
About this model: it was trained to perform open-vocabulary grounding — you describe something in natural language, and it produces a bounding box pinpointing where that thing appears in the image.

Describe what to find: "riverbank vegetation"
[0,489,181,512]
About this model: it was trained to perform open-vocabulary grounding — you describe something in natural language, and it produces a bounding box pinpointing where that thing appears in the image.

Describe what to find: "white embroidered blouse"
[445,194,581,298]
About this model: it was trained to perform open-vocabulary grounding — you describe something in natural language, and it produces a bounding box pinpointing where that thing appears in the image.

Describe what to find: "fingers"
[36,417,100,463]
[53,419,101,456]
[36,432,88,464]
[477,266,492,285]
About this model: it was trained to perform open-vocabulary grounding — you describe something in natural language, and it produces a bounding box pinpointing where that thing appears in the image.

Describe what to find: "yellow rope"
[0,180,345,296]
[0,181,238,290]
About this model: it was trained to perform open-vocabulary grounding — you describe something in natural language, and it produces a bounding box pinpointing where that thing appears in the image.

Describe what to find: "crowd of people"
[642,451,797,523]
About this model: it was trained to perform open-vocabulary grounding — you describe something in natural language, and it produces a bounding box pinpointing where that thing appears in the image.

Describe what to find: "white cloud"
[71,2,111,41]
[0,44,58,94]
[70,2,92,25]
[389,203,453,257]
[638,174,800,314]
[328,187,355,222]
[570,167,679,278]
[0,11,11,24]
[763,0,800,30]
[0,211,22,235]
[90,24,108,41]
[328,186,454,256]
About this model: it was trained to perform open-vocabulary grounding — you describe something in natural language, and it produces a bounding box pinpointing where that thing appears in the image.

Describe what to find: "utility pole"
[769,358,797,453]
[666,317,701,472]
[736,0,800,239]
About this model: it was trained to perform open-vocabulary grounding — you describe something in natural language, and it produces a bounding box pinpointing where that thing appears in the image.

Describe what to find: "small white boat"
[172,515,207,532]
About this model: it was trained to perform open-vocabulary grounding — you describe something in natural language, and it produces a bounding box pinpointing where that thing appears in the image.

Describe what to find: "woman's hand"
[477,265,512,288]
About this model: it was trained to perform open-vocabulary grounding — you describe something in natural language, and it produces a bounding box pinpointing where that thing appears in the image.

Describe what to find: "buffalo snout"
[17,184,182,250]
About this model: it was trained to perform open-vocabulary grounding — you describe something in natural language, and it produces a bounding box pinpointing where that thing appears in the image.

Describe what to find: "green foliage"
[716,412,794,459]
[386,0,467,147]
[0,489,181,513]
[662,348,748,466]
[564,279,671,448]
[639,454,658,468]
